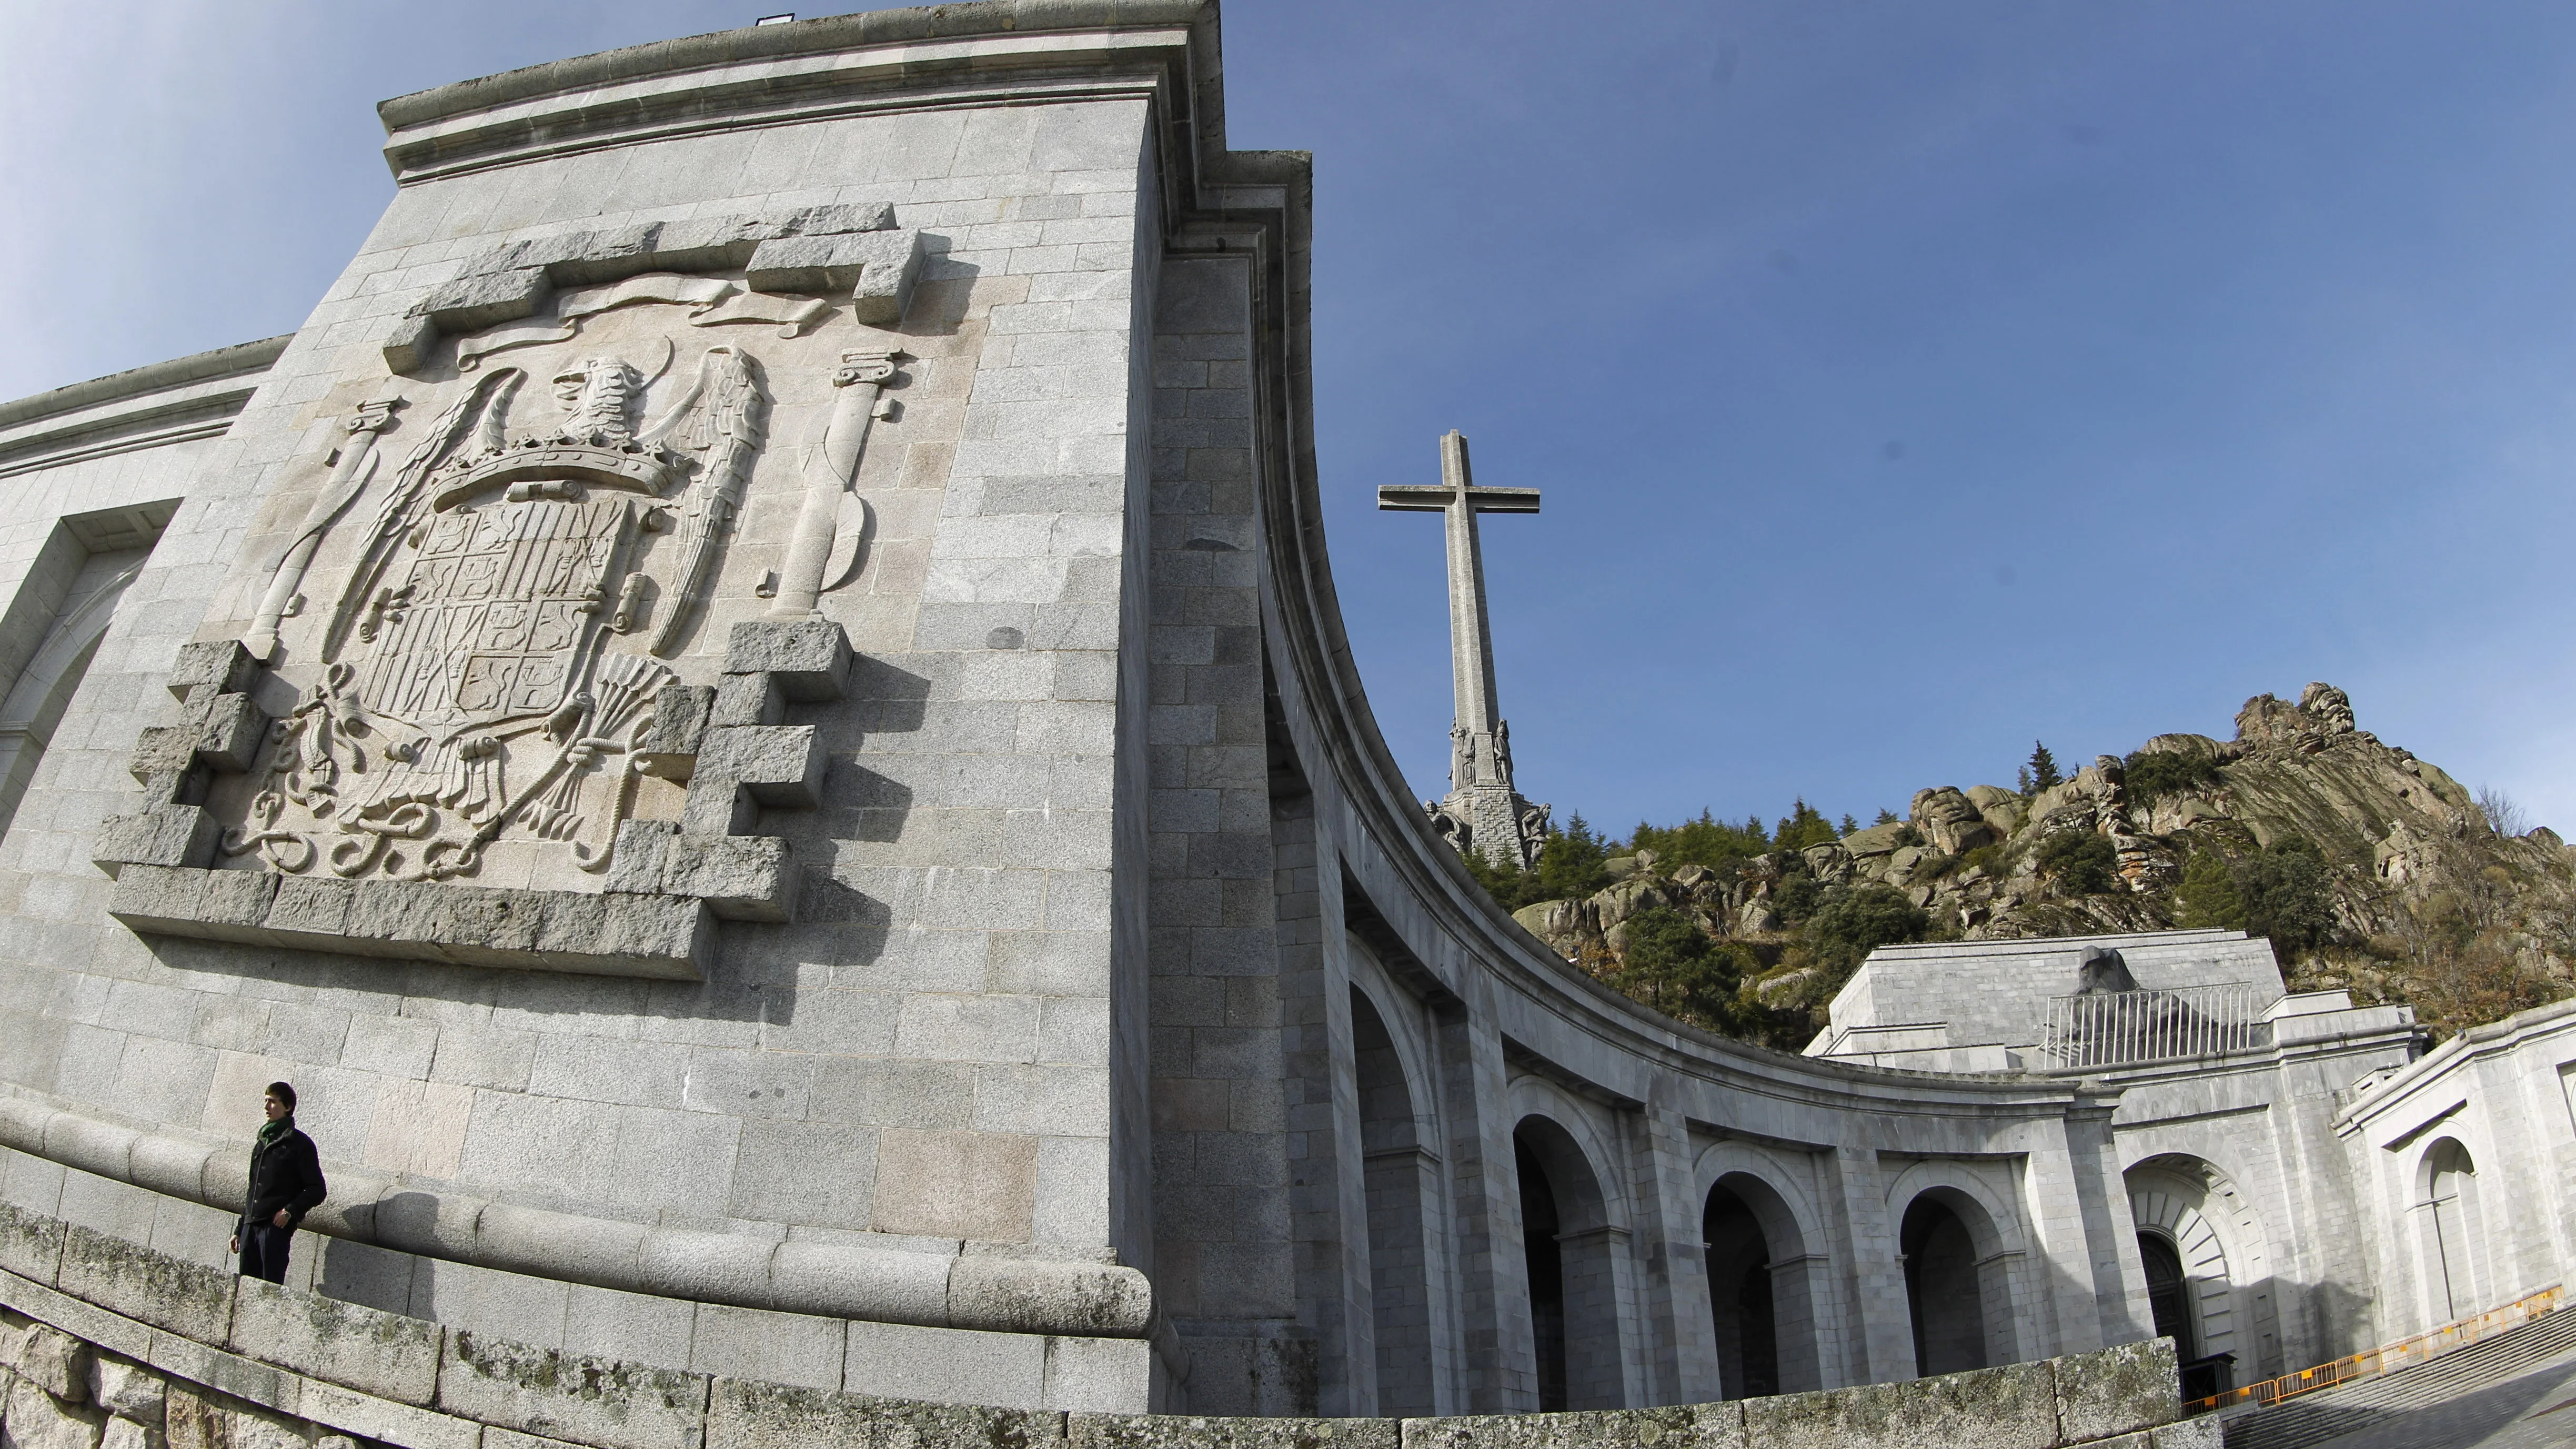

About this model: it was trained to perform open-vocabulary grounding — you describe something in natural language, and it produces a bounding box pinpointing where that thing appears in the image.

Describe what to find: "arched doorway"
[1513,1115,1624,1410]
[1901,1193,1988,1376]
[1704,1182,1777,1399]
[2127,1153,2277,1380]
[1351,987,1435,1415]
[2423,1140,2481,1321]
[2138,1233,2197,1360]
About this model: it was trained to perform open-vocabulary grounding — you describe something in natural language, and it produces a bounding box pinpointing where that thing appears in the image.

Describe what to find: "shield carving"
[223,347,766,883]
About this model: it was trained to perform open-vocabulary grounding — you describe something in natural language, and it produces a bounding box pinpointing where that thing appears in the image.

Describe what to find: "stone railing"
[0,1202,2213,1449]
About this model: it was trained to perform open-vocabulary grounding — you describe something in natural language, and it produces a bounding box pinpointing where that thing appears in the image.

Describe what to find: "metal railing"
[2031,983,2276,1070]
[2185,1284,2564,1415]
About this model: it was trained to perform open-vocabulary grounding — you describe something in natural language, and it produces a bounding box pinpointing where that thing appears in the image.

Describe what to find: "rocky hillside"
[1510,683,2576,1045]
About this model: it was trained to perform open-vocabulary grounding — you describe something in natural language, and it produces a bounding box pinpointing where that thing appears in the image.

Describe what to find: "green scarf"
[257,1114,294,1150]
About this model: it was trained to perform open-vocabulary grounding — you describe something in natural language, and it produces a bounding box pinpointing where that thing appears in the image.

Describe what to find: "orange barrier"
[2185,1283,2564,1415]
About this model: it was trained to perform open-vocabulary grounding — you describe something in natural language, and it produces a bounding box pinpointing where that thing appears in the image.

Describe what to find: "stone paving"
[2222,1313,2576,1449]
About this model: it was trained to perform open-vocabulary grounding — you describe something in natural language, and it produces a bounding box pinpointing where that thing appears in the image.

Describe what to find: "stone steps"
[2219,1309,2576,1449]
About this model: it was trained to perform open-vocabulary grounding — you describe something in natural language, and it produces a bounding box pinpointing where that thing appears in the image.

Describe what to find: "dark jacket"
[243,1124,327,1234]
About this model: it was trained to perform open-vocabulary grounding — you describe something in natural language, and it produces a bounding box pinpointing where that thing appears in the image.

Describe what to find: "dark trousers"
[239,1221,292,1283]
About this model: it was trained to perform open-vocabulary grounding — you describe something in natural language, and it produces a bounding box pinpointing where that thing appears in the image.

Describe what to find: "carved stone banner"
[95,206,924,978]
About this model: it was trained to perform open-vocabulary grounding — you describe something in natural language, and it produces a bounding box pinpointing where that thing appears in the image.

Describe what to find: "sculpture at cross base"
[1379,430,1552,870]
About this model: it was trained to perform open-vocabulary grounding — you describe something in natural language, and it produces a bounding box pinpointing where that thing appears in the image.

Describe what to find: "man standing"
[230,1081,326,1283]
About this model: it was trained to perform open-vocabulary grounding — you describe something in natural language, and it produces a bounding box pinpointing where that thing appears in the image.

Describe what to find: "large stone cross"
[1380,430,1548,868]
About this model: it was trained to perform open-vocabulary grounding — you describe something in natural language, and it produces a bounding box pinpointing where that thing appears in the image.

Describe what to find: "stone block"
[383,314,441,376]
[126,728,197,786]
[165,641,258,700]
[264,876,353,938]
[715,728,824,808]
[194,870,280,944]
[710,674,783,730]
[6,1377,103,1449]
[743,231,922,324]
[605,822,680,897]
[687,1305,841,1391]
[705,1376,1063,1449]
[417,886,546,968]
[841,1320,1046,1411]
[20,1324,93,1401]
[89,1357,164,1425]
[228,1275,442,1406]
[99,1417,155,1449]
[95,808,219,873]
[1396,1406,1734,1449]
[185,693,267,774]
[103,865,200,927]
[485,1430,589,1449]
[436,1331,710,1449]
[1739,1359,2057,1449]
[0,1199,67,1282]
[2054,1339,2180,1443]
[1071,1414,1395,1449]
[56,1224,234,1344]
[635,686,713,781]
[410,268,551,333]
[162,1387,218,1449]
[586,896,715,982]
[2148,1418,2222,1448]
[662,836,794,922]
[722,621,853,702]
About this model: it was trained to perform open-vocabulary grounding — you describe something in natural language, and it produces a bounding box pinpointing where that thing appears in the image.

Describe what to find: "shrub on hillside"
[1805,883,1931,987]
[1612,905,1747,1028]
[2238,836,2334,959]
[2123,749,2225,806]
[2175,852,2245,930]
[2035,831,2120,895]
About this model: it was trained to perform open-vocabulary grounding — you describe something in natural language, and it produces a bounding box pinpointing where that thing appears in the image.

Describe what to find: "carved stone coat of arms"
[92,210,924,968]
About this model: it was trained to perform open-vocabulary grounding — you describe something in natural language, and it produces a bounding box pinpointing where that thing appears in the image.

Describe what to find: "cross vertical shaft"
[1441,430,1501,740]
[1378,430,1548,869]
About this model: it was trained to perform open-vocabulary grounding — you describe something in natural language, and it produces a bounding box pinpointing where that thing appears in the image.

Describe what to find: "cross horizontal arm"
[1375,484,1543,514]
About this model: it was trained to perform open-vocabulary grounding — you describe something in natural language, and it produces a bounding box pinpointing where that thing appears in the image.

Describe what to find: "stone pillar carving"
[243,396,403,662]
[770,347,900,619]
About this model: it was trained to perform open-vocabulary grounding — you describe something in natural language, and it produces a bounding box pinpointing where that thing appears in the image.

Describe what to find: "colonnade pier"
[0,4,2568,1442]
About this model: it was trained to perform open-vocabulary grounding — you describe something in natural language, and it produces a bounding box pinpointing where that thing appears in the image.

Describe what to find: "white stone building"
[0,5,2562,1441]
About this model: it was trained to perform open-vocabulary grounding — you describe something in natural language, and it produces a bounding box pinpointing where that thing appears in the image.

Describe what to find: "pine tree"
[2026,740,2062,794]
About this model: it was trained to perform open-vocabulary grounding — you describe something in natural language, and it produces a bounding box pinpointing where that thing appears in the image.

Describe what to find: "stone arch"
[1351,982,1438,1415]
[1886,1163,2024,1375]
[1511,1106,1626,1410]
[0,557,141,839]
[1693,1142,1829,1396]
[2417,1138,2485,1322]
[2126,1152,2281,1383]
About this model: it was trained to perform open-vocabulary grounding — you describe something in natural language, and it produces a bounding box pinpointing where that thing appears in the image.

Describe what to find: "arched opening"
[2127,1153,2274,1382]
[1703,1182,1777,1399]
[1516,1133,1567,1410]
[1513,1115,1624,1410]
[2138,1232,2197,1360]
[2423,1140,2480,1321]
[1902,1194,1989,1376]
[1351,987,1435,1415]
[0,552,143,841]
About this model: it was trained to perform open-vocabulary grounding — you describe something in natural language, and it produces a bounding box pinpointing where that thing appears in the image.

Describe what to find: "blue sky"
[7,3,2576,837]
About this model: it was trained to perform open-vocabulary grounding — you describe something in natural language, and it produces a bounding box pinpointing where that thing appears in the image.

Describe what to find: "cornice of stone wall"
[375,0,1224,203]
[0,336,286,479]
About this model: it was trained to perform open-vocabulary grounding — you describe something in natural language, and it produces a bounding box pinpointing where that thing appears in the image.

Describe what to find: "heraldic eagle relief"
[94,209,928,973]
